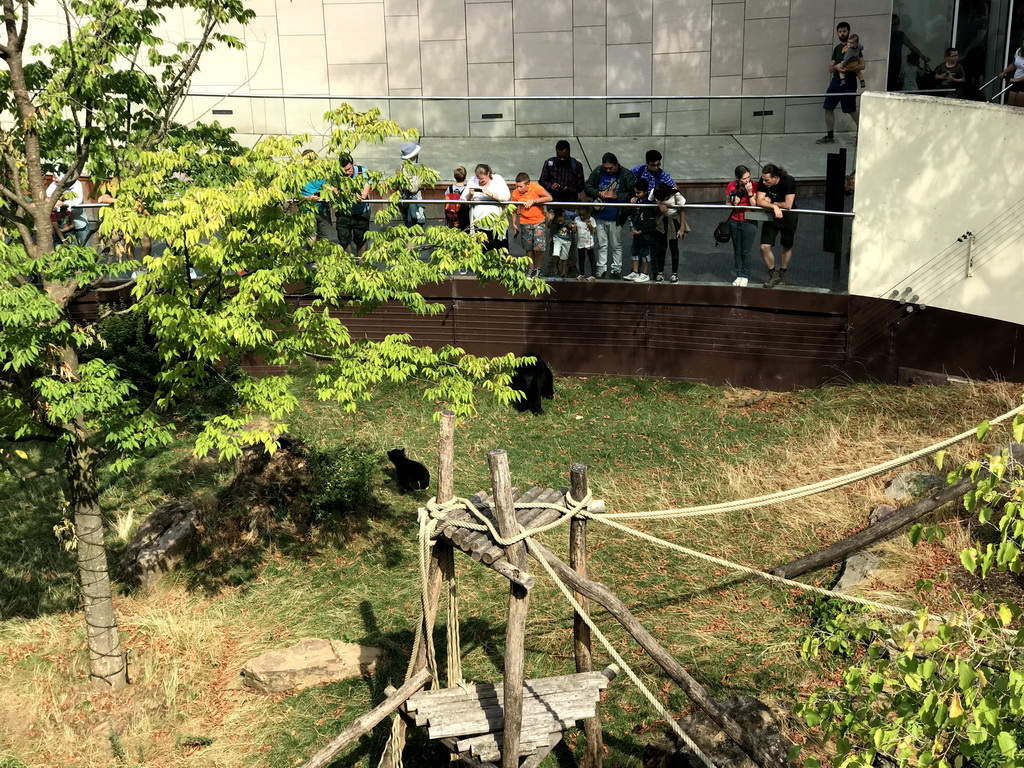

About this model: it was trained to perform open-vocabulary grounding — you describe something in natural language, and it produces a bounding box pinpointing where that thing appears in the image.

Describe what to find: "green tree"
[796,420,1024,768]
[1,0,543,692]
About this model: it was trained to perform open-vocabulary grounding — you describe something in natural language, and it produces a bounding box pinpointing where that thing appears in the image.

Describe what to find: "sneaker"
[815,134,835,144]
[586,275,596,283]
[576,274,586,282]
[623,271,639,281]
[635,273,650,283]
[459,268,468,275]
[732,276,743,286]
[739,277,748,287]
[655,274,665,283]
[597,271,607,280]
[669,273,678,283]
[611,271,621,280]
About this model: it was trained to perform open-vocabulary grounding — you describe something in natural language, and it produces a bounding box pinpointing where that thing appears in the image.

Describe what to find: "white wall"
[850,91,1024,326]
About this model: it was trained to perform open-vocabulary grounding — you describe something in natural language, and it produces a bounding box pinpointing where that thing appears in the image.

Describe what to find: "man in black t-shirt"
[817,21,864,145]
[755,164,798,288]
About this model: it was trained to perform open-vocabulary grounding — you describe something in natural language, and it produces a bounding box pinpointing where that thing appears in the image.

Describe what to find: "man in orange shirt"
[511,172,553,279]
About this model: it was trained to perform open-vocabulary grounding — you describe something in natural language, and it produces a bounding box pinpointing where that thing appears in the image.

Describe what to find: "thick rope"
[588,515,1017,635]
[593,402,1024,521]
[426,492,591,546]
[524,537,719,768]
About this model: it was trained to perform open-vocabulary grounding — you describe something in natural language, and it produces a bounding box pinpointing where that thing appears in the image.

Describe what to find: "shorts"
[552,237,572,261]
[519,222,547,252]
[823,77,858,114]
[336,211,370,249]
[760,213,799,250]
[630,235,650,262]
[1010,79,1024,93]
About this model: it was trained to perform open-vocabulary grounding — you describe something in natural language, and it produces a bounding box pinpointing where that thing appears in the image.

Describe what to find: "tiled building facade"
[37,0,897,139]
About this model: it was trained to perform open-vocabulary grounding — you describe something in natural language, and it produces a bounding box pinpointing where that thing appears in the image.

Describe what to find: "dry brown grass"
[0,585,283,768]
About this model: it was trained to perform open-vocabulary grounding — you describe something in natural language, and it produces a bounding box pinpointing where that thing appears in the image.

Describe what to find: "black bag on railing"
[713,218,731,245]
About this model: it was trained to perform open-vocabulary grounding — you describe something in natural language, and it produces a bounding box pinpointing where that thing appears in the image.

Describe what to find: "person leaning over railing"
[755,164,797,289]
[583,152,635,280]
[461,163,511,252]
[649,182,686,284]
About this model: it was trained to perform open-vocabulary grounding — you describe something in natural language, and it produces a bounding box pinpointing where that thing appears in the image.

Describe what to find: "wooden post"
[489,449,529,768]
[436,409,461,691]
[529,541,789,768]
[379,412,459,767]
[437,410,456,504]
[569,463,602,768]
[300,668,431,768]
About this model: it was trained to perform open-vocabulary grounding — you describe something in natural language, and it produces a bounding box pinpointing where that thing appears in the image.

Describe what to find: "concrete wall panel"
[851,93,1024,326]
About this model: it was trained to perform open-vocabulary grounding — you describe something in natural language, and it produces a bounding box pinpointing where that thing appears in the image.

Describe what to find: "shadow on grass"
[0,470,80,620]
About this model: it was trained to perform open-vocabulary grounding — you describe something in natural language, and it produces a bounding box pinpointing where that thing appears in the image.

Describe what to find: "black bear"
[387,448,431,493]
[510,355,554,415]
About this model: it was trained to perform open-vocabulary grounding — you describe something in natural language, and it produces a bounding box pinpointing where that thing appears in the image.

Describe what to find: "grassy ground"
[0,372,1019,768]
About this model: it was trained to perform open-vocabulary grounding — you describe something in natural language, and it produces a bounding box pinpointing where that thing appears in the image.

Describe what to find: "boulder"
[883,471,944,504]
[643,696,792,768]
[833,551,881,593]
[240,638,382,694]
[119,499,199,588]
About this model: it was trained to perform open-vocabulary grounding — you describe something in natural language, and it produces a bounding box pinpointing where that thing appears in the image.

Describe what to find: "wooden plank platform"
[404,669,614,765]
[433,487,569,566]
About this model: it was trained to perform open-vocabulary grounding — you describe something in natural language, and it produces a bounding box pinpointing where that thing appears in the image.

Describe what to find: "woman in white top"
[649,183,686,283]
[998,37,1024,108]
[461,164,511,250]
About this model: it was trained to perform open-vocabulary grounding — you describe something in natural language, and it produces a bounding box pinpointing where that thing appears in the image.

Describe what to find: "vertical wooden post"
[489,449,528,768]
[436,410,461,692]
[569,463,602,768]
[379,411,458,768]
[437,410,456,505]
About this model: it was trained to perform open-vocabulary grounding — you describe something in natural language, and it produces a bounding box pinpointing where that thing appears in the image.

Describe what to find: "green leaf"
[910,523,924,546]
[1013,415,1024,444]
[961,549,978,574]
[976,420,991,441]
[998,731,1017,758]
[934,449,946,469]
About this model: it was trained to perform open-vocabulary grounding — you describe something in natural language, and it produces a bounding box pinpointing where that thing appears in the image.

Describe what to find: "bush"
[307,443,379,521]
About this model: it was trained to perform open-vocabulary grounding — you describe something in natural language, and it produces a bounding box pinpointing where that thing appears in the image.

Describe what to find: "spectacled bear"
[388,448,430,493]
[510,355,554,415]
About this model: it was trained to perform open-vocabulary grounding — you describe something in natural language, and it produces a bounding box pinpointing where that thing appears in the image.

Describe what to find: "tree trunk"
[66,440,127,691]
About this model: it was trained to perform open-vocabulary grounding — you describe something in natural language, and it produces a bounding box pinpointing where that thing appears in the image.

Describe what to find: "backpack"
[444,188,462,227]
[714,218,732,245]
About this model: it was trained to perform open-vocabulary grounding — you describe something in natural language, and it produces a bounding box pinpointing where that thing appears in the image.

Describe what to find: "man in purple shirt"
[630,149,677,195]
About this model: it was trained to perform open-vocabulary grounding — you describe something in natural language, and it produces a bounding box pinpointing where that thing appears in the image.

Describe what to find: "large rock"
[119,499,199,588]
[643,696,792,768]
[240,638,382,694]
[883,471,944,504]
[833,551,881,593]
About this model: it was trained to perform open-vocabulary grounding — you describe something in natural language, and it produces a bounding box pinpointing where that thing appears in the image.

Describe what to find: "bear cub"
[388,448,431,493]
[510,355,554,415]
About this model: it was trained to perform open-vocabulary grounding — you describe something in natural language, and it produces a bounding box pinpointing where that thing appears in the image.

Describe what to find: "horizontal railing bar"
[187,90,953,101]
[74,200,855,217]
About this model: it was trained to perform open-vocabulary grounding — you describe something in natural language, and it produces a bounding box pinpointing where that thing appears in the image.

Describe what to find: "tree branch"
[153,13,219,145]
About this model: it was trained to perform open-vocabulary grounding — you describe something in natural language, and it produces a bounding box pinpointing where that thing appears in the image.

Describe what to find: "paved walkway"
[349,131,859,186]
